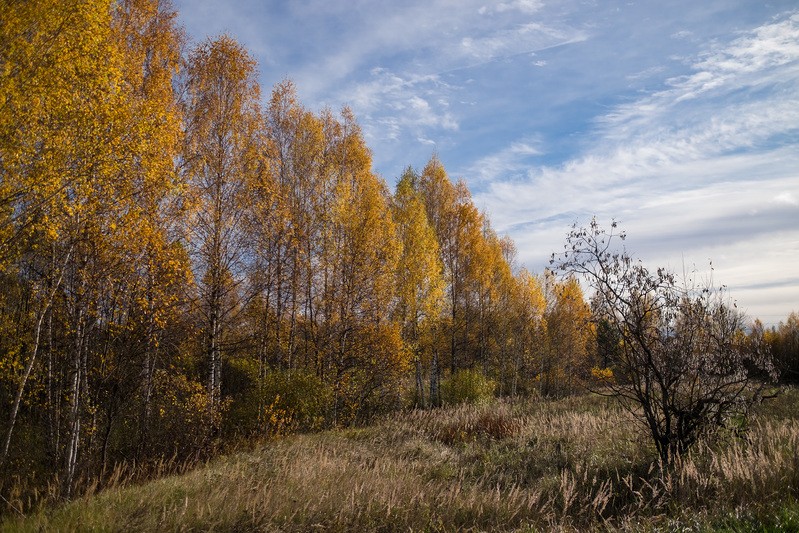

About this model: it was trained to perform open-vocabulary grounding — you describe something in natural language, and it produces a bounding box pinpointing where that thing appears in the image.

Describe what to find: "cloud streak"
[474,11,799,323]
[283,0,589,174]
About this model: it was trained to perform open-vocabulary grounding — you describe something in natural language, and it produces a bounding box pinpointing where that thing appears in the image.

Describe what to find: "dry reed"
[4,393,799,532]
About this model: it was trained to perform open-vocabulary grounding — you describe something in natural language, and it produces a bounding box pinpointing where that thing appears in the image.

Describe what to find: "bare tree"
[551,218,776,465]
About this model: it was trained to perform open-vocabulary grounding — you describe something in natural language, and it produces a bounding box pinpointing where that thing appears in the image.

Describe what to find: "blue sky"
[174,0,799,325]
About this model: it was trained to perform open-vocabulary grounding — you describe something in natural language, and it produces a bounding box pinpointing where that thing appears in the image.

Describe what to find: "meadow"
[3,389,799,532]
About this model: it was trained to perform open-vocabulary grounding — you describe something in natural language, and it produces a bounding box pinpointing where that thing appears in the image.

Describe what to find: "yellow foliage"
[590,366,615,384]
[393,168,445,355]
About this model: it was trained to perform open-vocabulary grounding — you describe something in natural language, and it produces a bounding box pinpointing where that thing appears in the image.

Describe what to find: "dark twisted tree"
[552,218,776,465]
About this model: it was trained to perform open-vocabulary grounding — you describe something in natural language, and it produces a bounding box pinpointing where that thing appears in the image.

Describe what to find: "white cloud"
[626,66,666,81]
[284,0,588,106]
[465,137,543,184]
[346,68,459,143]
[460,22,588,63]
[473,12,799,323]
[774,192,798,206]
[479,0,544,15]
[603,13,799,126]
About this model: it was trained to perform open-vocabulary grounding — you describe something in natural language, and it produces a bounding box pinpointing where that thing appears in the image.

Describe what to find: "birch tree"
[183,35,264,416]
[392,168,444,408]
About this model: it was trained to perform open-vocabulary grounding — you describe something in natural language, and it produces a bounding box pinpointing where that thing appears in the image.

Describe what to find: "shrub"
[441,369,496,406]
[142,370,220,458]
[263,370,333,433]
[227,365,333,438]
[552,219,777,465]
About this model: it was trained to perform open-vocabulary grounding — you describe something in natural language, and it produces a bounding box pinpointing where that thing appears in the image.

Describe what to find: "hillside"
[5,391,799,532]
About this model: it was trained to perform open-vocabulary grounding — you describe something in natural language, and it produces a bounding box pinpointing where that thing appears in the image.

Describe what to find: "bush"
[441,369,496,406]
[140,370,220,458]
[261,370,332,433]
[552,219,777,465]
[227,365,333,438]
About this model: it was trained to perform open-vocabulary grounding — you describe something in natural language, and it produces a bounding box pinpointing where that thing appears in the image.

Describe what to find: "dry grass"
[4,392,799,532]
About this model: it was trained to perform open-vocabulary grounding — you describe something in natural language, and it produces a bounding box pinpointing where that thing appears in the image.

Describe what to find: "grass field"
[4,390,799,532]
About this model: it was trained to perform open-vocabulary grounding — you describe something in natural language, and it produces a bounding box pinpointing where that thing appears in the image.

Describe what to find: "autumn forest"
[2,0,799,526]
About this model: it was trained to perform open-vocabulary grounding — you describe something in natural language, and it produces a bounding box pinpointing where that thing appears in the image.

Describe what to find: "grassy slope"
[4,392,799,532]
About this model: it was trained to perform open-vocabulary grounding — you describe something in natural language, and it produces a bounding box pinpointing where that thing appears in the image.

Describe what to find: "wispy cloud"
[479,0,544,16]
[474,11,799,322]
[464,137,543,184]
[293,0,589,175]
[347,70,455,124]
[460,22,588,63]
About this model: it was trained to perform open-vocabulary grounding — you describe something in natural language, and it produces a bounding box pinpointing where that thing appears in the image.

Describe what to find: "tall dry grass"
[4,392,799,532]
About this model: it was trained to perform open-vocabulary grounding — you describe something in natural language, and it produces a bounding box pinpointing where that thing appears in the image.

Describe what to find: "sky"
[173,0,799,325]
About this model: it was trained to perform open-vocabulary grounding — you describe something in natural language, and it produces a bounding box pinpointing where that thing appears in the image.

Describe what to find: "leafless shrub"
[552,218,777,465]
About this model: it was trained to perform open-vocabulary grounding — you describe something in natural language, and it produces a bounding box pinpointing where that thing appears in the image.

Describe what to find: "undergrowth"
[3,390,799,532]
